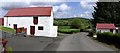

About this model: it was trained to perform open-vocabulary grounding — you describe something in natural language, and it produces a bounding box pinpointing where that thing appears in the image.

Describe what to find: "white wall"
[96,29,110,33]
[4,16,57,37]
[50,26,58,37]
[96,29,116,34]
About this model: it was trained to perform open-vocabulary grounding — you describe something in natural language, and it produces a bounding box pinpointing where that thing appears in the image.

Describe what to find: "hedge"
[58,26,71,29]
[58,29,80,34]
[97,32,120,44]
[0,26,16,34]
[88,30,96,36]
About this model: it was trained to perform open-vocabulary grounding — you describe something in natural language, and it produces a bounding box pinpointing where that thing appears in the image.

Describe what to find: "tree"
[71,18,82,29]
[92,2,120,27]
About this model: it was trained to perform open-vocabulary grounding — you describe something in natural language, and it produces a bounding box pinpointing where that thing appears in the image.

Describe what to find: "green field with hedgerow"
[54,18,92,34]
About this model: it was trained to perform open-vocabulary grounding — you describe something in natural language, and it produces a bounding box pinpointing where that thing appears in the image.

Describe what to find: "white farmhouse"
[96,23,116,34]
[3,7,58,37]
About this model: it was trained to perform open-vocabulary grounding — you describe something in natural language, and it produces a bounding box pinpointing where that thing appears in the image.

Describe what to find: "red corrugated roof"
[96,23,115,29]
[5,7,52,17]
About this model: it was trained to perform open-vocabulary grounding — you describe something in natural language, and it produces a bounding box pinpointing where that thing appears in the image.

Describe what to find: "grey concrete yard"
[6,35,55,51]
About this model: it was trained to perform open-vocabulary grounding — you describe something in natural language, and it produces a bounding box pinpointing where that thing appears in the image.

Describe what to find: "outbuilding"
[96,23,116,34]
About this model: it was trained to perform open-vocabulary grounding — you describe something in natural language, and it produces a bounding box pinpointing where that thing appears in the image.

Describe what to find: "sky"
[0,0,98,19]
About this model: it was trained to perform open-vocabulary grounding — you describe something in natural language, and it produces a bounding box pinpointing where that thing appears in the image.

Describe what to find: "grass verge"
[0,26,16,34]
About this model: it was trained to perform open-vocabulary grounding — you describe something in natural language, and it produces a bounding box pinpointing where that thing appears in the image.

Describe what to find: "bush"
[58,29,80,34]
[70,29,80,33]
[71,18,82,29]
[97,32,120,44]
[113,33,120,44]
[0,26,16,34]
[88,30,96,36]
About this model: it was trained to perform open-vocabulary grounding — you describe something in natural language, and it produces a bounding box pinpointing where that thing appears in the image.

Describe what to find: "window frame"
[33,17,38,25]
[38,26,44,30]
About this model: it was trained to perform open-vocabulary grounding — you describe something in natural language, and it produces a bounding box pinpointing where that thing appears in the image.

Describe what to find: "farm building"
[3,7,58,37]
[96,23,116,34]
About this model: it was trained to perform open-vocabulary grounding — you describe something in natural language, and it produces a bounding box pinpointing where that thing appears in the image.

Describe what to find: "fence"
[0,30,15,39]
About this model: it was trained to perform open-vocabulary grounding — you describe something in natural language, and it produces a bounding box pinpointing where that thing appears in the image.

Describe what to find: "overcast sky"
[0,0,98,19]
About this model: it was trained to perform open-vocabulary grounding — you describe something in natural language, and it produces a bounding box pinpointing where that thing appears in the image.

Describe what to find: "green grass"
[0,26,16,34]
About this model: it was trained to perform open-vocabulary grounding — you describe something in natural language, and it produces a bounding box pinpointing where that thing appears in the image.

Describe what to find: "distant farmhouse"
[96,23,120,34]
[1,7,58,37]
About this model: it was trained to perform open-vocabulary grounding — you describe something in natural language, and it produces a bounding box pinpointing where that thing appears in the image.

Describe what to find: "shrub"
[97,32,120,44]
[113,33,120,44]
[0,26,16,34]
[71,18,82,29]
[70,29,80,33]
[88,30,96,36]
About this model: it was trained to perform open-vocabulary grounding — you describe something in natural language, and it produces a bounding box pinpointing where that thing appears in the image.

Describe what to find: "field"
[54,18,92,34]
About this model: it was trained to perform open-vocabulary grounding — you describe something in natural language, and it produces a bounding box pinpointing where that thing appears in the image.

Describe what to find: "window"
[13,24,17,29]
[9,24,10,26]
[38,26,43,30]
[33,17,38,25]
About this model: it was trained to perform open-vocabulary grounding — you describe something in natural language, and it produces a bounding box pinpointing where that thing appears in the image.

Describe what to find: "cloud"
[0,0,91,2]
[54,11,72,18]
[53,6,59,12]
[80,0,98,10]
[59,3,71,11]
[0,8,8,18]
[0,0,63,9]
[53,3,71,12]
[53,3,71,18]
[1,2,30,10]
[79,11,92,19]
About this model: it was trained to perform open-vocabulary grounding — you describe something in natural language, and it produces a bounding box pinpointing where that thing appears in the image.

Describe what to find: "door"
[13,24,17,33]
[110,29,113,32]
[30,26,35,35]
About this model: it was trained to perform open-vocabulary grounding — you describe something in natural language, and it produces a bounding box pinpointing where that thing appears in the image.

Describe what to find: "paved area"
[43,32,116,51]
[6,35,54,51]
[5,32,117,51]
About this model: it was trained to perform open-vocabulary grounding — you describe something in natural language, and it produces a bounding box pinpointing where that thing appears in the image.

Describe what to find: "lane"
[43,32,115,51]
[56,32,115,51]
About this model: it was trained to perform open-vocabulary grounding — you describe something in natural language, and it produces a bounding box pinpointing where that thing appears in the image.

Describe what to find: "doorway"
[110,29,113,32]
[30,26,35,35]
[13,24,17,33]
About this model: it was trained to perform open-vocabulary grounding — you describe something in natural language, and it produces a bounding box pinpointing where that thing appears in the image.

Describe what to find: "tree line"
[92,2,120,27]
